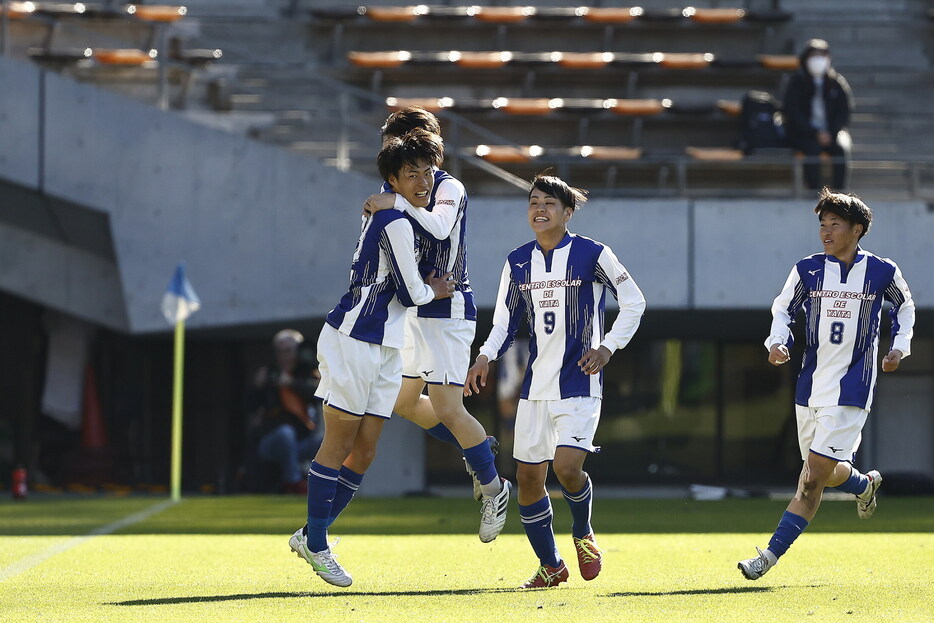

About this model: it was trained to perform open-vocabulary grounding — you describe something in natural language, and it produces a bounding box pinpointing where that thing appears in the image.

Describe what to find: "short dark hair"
[381,106,442,140]
[377,128,444,182]
[814,186,872,238]
[529,173,588,211]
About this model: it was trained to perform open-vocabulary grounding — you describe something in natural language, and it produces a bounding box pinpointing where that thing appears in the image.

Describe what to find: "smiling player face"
[528,188,572,241]
[819,212,862,261]
[388,159,434,208]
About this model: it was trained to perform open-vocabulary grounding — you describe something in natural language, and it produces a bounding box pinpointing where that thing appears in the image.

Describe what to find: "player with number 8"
[739,188,915,580]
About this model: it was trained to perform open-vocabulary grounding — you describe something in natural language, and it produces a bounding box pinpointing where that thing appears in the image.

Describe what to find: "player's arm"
[382,218,453,306]
[882,263,915,372]
[393,177,463,240]
[581,246,646,374]
[465,262,525,396]
[765,266,805,365]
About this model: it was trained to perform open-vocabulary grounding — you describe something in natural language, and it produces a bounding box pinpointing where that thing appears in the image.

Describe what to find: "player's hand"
[768,344,790,366]
[882,349,903,372]
[578,346,611,375]
[464,355,490,397]
[363,192,395,215]
[426,270,455,300]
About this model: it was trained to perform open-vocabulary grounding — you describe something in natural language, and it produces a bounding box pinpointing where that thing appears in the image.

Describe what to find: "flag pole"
[170,317,185,502]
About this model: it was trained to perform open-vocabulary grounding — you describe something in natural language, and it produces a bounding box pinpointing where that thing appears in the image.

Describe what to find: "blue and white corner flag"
[162,262,201,324]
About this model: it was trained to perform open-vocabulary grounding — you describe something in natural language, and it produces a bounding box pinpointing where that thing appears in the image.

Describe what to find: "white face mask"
[806,56,829,78]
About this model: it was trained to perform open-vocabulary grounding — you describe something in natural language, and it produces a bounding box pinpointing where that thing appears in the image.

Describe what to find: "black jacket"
[782,68,853,145]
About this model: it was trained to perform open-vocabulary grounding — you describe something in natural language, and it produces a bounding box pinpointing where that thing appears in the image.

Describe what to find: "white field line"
[0,498,178,583]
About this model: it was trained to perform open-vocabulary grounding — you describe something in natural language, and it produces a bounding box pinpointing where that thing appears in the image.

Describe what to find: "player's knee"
[552,462,584,489]
[516,469,545,495]
[800,474,825,497]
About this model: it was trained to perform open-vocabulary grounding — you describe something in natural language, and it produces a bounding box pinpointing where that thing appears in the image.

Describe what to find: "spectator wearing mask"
[782,39,854,190]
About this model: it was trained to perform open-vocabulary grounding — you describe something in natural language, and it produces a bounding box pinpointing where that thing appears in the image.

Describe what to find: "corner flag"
[162,263,201,324]
[162,263,200,502]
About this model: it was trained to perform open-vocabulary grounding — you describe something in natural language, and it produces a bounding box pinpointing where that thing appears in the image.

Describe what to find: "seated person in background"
[782,38,854,190]
[248,329,322,493]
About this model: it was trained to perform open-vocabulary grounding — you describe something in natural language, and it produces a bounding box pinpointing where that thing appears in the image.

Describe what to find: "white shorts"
[314,324,401,420]
[400,315,475,386]
[796,404,869,462]
[514,397,602,464]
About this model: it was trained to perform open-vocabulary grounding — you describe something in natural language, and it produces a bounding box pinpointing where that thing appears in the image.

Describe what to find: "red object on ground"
[81,364,107,449]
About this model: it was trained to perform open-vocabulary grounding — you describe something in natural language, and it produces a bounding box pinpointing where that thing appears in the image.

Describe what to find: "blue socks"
[768,511,809,558]
[833,465,870,495]
[425,423,462,450]
[463,440,498,487]
[562,476,594,539]
[306,461,339,552]
[520,495,560,568]
[328,466,364,527]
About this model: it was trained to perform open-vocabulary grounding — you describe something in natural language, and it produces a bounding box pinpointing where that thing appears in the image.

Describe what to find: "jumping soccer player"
[358,106,511,542]
[289,129,454,588]
[465,174,646,588]
[738,188,915,580]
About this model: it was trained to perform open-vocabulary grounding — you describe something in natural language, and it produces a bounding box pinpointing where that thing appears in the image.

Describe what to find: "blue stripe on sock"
[463,440,497,486]
[561,476,593,539]
[426,423,462,450]
[767,511,809,558]
[520,496,560,568]
[328,466,364,527]
[306,461,340,552]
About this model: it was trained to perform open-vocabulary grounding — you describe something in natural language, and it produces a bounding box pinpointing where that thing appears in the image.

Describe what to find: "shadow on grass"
[110,587,521,605]
[606,585,816,597]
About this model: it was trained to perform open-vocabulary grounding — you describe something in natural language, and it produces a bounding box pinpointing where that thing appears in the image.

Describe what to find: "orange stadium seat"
[494,98,555,115]
[385,97,453,112]
[1,1,36,19]
[365,6,428,22]
[579,146,643,160]
[348,51,411,67]
[685,147,745,161]
[758,54,799,71]
[581,7,642,23]
[557,52,613,69]
[717,99,742,116]
[476,145,539,163]
[454,51,512,68]
[128,5,188,22]
[92,48,157,65]
[472,6,536,23]
[658,53,713,69]
[607,99,666,116]
[685,8,746,24]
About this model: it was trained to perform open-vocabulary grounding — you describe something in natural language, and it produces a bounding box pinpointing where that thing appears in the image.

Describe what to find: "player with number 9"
[465,174,645,588]
[738,188,915,580]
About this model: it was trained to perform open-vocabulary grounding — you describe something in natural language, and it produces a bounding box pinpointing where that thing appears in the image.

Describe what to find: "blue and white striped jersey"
[385,170,476,320]
[478,232,646,401]
[326,208,435,348]
[766,248,915,410]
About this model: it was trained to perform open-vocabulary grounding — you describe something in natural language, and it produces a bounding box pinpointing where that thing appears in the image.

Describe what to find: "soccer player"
[738,188,915,580]
[289,129,455,588]
[356,106,512,542]
[465,174,646,588]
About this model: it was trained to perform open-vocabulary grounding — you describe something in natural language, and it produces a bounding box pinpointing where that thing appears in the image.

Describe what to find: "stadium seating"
[9,2,221,108]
